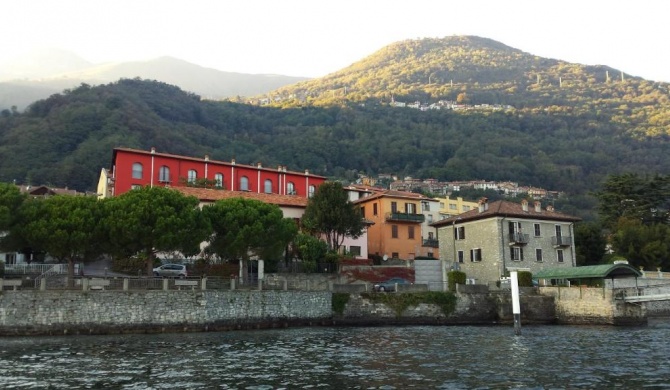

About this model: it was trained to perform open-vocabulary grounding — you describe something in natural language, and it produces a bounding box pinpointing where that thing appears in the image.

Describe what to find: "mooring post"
[511,270,522,335]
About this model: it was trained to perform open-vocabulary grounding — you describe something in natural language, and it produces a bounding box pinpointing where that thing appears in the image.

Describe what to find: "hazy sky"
[4,0,669,81]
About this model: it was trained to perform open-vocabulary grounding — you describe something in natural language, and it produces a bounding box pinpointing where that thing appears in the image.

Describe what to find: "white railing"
[5,264,64,275]
[33,264,68,288]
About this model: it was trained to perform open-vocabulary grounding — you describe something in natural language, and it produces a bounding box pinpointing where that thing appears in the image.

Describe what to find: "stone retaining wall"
[0,290,332,336]
[539,286,645,325]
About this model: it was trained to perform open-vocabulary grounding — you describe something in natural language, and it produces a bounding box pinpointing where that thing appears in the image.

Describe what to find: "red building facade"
[109,147,326,198]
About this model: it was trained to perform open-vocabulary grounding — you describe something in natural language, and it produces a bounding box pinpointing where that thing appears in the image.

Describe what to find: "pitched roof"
[173,187,308,208]
[431,199,580,227]
[534,263,641,280]
[352,189,432,204]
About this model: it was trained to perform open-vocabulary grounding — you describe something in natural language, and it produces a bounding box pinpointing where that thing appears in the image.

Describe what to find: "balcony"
[385,212,425,223]
[422,239,439,248]
[508,232,529,245]
[552,236,572,247]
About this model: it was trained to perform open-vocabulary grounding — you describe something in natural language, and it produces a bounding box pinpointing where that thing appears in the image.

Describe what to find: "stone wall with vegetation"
[539,286,645,325]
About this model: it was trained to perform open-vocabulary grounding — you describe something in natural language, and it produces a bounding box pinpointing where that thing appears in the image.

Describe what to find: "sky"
[3,0,670,82]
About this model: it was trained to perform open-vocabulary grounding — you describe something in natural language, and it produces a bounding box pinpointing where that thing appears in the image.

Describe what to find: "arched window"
[240,176,249,191]
[132,163,143,179]
[264,179,273,193]
[187,169,197,184]
[214,173,224,188]
[308,185,316,198]
[159,166,171,182]
[287,182,296,195]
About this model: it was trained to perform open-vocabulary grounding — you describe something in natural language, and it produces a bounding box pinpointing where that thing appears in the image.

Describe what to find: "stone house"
[431,198,581,285]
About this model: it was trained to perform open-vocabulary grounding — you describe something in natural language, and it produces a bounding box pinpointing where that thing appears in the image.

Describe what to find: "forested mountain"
[0,36,669,220]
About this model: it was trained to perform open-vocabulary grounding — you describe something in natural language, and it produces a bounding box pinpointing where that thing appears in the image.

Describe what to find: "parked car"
[153,264,188,278]
[374,277,411,292]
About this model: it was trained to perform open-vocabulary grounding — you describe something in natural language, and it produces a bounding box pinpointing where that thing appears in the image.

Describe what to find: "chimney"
[305,169,309,175]
[521,199,528,212]
[151,147,156,154]
[534,201,541,212]
[205,154,209,161]
[231,158,236,165]
[278,165,283,171]
[547,205,555,212]
[478,197,488,213]
[257,162,262,168]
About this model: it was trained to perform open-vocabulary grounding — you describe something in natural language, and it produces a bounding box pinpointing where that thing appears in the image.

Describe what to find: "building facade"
[101,147,327,199]
[432,198,581,285]
[354,190,433,260]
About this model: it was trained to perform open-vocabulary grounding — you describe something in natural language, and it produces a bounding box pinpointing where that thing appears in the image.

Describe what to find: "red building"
[100,147,326,198]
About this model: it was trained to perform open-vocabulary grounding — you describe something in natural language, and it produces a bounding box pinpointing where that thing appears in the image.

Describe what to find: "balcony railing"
[552,236,572,247]
[385,212,425,223]
[422,239,439,248]
[508,232,529,245]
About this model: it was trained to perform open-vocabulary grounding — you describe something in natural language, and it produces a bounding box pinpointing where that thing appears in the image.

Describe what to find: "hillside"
[1,36,669,220]
[0,54,309,111]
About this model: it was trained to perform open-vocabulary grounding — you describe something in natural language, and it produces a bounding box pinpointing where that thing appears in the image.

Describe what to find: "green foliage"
[103,186,209,276]
[517,271,533,287]
[332,293,350,315]
[291,232,328,273]
[362,291,457,317]
[302,181,364,251]
[610,219,670,270]
[111,255,147,276]
[16,195,105,281]
[575,222,608,266]
[202,197,298,262]
[594,173,670,229]
[448,270,466,292]
[0,183,26,251]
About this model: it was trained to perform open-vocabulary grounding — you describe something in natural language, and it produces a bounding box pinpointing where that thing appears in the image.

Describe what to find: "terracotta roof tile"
[173,187,308,208]
[431,200,580,227]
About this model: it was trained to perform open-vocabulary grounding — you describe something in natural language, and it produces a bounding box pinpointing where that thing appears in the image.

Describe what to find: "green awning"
[534,263,642,280]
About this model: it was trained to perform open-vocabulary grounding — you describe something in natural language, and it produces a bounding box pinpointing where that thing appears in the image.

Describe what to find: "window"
[308,185,315,198]
[408,226,415,239]
[240,176,249,191]
[470,248,482,262]
[454,226,465,240]
[131,184,141,190]
[132,163,143,179]
[536,248,543,262]
[391,202,398,213]
[557,249,564,263]
[511,247,524,261]
[286,182,296,195]
[508,221,522,234]
[392,252,399,259]
[428,232,434,240]
[421,201,429,211]
[457,250,464,263]
[449,204,457,210]
[427,214,433,223]
[159,166,170,182]
[214,173,223,188]
[360,206,365,218]
[427,252,434,258]
[391,225,398,238]
[5,253,16,265]
[349,246,361,256]
[373,203,378,216]
[187,169,197,184]
[264,179,273,193]
[462,205,471,211]
[534,223,541,237]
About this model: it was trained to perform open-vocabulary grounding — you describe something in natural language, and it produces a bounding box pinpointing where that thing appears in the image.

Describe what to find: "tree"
[292,232,328,272]
[103,187,209,276]
[301,182,364,252]
[574,222,607,266]
[610,218,670,271]
[0,182,26,251]
[16,195,104,283]
[202,197,298,264]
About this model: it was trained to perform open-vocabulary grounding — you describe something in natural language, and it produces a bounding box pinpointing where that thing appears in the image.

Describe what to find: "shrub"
[332,293,350,315]
[362,291,457,316]
[448,270,466,292]
[517,271,533,287]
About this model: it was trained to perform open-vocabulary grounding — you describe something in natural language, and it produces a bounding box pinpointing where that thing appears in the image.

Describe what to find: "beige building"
[431,198,581,285]
[435,196,479,218]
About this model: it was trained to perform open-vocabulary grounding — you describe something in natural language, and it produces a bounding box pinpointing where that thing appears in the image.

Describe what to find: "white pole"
[511,270,521,335]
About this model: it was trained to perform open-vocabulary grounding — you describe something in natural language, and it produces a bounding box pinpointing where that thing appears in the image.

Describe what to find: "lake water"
[1,323,669,389]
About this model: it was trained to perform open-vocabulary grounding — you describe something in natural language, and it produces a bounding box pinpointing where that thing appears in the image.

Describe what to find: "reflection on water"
[1,324,669,389]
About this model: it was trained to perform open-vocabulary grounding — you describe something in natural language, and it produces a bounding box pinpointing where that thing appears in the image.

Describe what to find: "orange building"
[353,190,430,261]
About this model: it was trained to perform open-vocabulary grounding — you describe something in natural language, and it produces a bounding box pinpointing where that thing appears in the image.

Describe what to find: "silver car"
[153,264,188,278]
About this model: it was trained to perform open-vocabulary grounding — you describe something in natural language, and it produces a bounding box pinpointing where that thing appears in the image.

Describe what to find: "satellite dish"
[382,255,388,261]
